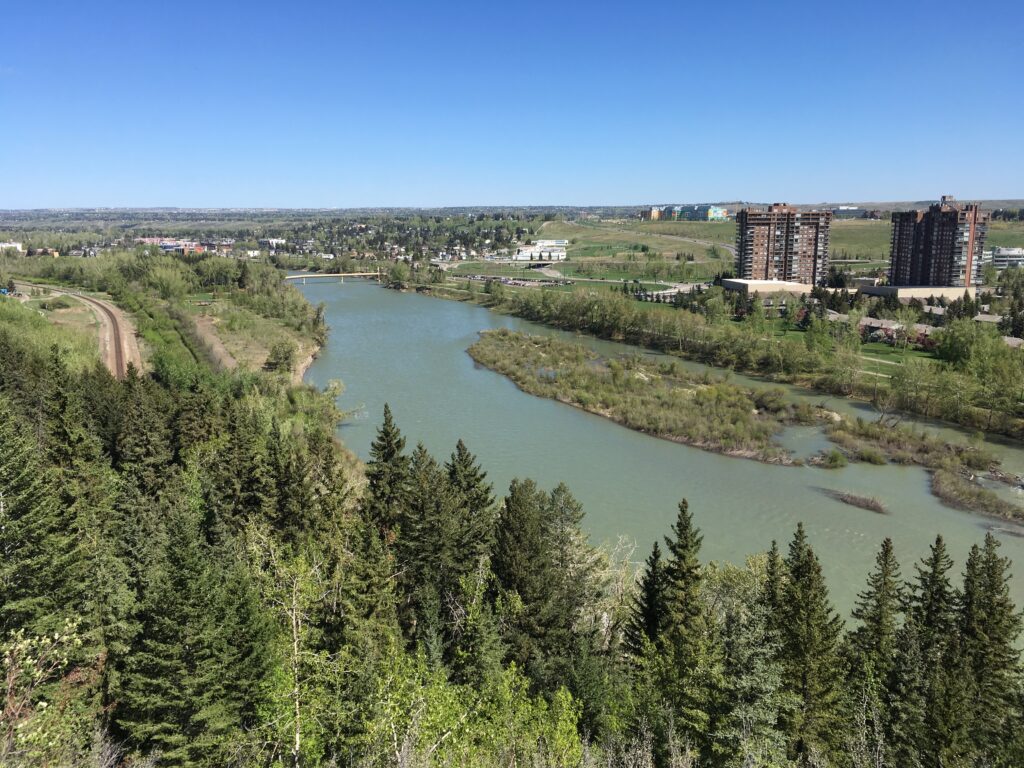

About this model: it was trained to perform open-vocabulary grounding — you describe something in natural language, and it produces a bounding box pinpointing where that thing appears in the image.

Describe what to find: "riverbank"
[469,328,1024,520]
[468,329,820,464]
[415,280,1024,440]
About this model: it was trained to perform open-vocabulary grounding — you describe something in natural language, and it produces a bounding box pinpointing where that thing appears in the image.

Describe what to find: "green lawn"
[536,220,732,263]
[830,219,891,261]
[988,221,1024,249]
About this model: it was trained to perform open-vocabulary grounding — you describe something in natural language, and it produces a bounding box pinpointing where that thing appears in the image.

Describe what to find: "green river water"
[299,279,1024,613]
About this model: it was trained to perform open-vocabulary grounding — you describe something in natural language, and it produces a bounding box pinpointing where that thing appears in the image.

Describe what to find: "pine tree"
[658,499,719,752]
[492,478,556,686]
[0,398,72,636]
[365,404,410,542]
[848,537,903,712]
[959,534,1022,763]
[445,439,496,567]
[883,619,927,768]
[624,541,667,659]
[778,523,843,762]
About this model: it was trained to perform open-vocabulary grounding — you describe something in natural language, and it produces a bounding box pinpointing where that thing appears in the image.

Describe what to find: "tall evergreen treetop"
[909,534,957,657]
[850,537,903,684]
[780,523,844,762]
[365,404,410,542]
[663,498,703,640]
[625,541,667,659]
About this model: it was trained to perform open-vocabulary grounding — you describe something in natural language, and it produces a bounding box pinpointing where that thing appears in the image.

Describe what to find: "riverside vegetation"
[468,328,815,463]
[3,258,1024,767]
[424,278,1024,439]
[468,329,1023,520]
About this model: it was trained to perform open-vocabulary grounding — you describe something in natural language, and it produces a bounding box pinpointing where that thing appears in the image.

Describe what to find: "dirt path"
[192,315,238,371]
[16,282,143,378]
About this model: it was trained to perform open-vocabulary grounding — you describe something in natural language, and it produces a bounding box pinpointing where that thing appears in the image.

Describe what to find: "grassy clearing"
[988,221,1024,249]
[537,220,731,263]
[184,297,315,374]
[830,219,892,261]
[0,297,100,370]
[611,220,735,245]
[468,328,820,463]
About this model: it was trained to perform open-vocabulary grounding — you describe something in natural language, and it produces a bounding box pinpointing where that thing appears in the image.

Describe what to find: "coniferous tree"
[959,534,1022,763]
[763,539,785,641]
[907,534,967,765]
[718,588,791,767]
[365,404,410,542]
[492,478,556,687]
[779,523,843,762]
[445,439,496,567]
[884,618,927,768]
[0,398,72,636]
[395,443,460,658]
[847,536,903,741]
[117,481,270,767]
[624,541,666,659]
[658,499,719,754]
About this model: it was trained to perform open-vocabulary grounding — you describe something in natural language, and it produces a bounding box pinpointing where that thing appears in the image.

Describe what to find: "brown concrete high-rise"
[888,196,989,287]
[734,204,832,285]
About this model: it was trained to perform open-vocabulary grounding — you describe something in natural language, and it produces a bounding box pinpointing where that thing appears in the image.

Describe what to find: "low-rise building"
[721,278,814,296]
[0,241,24,252]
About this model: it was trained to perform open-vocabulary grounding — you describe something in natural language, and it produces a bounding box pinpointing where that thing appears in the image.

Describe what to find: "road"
[16,281,142,379]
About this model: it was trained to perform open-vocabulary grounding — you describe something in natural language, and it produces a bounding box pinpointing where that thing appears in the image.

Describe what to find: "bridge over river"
[284,271,382,283]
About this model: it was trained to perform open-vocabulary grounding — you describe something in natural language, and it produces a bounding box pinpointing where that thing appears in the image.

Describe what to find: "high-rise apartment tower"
[734,204,831,285]
[888,196,988,287]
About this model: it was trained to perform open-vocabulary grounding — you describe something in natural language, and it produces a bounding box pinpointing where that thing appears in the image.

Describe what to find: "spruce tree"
[658,499,719,752]
[778,523,843,762]
[365,404,410,542]
[492,478,556,686]
[763,539,785,641]
[959,534,1022,762]
[884,618,927,768]
[445,439,496,566]
[624,541,667,659]
[907,534,966,765]
[395,443,458,657]
[718,592,790,767]
[0,398,72,635]
[848,537,903,699]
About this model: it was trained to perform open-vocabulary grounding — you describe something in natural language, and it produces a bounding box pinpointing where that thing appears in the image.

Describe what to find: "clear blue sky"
[1,0,1021,208]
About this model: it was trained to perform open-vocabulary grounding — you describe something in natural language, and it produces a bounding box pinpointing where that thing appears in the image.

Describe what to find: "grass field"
[537,220,732,263]
[829,220,891,261]
[988,221,1024,249]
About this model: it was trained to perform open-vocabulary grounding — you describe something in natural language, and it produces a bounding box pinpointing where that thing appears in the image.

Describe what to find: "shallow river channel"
[299,279,1024,613]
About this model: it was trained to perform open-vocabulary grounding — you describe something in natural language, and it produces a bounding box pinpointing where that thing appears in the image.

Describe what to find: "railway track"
[14,282,135,379]
[72,292,127,378]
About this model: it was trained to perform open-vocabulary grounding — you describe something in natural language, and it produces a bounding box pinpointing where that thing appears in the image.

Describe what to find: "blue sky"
[1,0,1021,208]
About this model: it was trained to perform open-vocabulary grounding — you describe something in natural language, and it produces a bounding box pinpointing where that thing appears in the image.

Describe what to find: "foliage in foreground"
[1,287,1024,767]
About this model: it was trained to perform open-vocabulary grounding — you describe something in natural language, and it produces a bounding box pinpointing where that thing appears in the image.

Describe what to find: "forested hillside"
[2,267,1023,767]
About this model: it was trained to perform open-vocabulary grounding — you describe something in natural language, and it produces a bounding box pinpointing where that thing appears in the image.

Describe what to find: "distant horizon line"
[2,198,1023,213]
